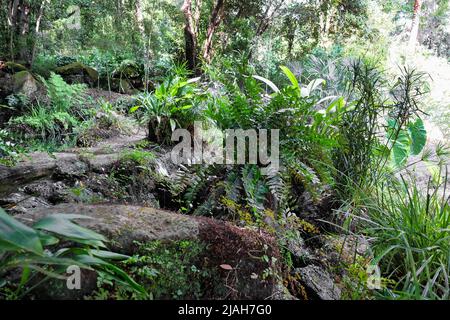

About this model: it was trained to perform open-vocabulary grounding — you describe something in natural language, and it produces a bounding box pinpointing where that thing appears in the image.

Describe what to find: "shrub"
[9,73,87,147]
[130,64,202,144]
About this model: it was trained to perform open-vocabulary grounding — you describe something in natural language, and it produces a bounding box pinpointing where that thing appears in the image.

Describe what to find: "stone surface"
[0,192,51,215]
[17,204,282,300]
[0,132,146,187]
[295,265,341,300]
[83,153,120,173]
[0,152,56,184]
[13,70,37,97]
[53,154,88,180]
[22,180,69,204]
[0,70,13,99]
[55,62,99,85]
[18,204,199,250]
[285,234,316,266]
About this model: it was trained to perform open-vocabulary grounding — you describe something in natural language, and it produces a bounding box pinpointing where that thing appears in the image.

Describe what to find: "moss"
[12,70,31,86]
[12,71,37,95]
[55,62,99,81]
[91,240,213,300]
[4,62,27,73]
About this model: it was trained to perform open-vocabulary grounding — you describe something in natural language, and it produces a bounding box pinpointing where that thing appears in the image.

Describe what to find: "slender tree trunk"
[409,0,422,49]
[8,0,20,61]
[201,0,225,64]
[31,0,47,66]
[182,0,198,72]
[135,0,151,91]
[18,0,32,64]
[134,0,145,36]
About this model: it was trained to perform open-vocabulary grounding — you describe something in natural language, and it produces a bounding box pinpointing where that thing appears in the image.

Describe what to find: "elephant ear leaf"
[392,129,411,167]
[387,119,411,167]
[408,118,427,156]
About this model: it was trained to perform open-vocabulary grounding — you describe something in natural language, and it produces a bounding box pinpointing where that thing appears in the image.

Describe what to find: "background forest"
[0,0,450,301]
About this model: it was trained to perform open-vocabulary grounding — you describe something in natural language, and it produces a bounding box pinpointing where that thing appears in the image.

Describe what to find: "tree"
[5,0,47,64]
[201,0,225,64]
[409,0,423,48]
[181,0,228,72]
[181,0,200,72]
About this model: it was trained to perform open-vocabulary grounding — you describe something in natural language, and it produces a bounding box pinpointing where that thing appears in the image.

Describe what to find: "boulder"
[18,204,281,300]
[55,62,99,85]
[22,180,70,204]
[53,154,88,181]
[12,70,37,97]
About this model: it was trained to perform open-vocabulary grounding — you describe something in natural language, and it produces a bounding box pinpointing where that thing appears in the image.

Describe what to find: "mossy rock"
[12,71,37,97]
[4,62,27,73]
[19,204,282,300]
[55,62,99,83]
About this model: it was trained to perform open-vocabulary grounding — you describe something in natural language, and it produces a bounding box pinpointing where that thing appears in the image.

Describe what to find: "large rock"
[17,204,281,300]
[55,62,99,85]
[0,192,51,215]
[0,152,76,185]
[0,133,148,196]
[13,70,37,97]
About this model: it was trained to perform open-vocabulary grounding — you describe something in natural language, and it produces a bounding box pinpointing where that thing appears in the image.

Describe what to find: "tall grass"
[348,168,450,299]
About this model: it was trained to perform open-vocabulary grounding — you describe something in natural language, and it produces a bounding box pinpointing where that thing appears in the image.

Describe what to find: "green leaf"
[170,119,177,132]
[280,66,299,89]
[129,105,140,113]
[37,231,60,246]
[90,250,130,260]
[33,214,107,244]
[73,254,146,294]
[392,129,411,167]
[408,118,427,155]
[0,208,43,255]
[252,75,280,93]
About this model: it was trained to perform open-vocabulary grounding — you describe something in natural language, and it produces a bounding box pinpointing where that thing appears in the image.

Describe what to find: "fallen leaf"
[220,264,233,271]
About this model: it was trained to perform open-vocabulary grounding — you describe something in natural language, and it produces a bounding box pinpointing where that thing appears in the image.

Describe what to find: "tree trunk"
[201,0,225,64]
[31,0,47,66]
[409,0,422,49]
[8,0,20,61]
[134,0,145,36]
[182,0,198,72]
[18,0,32,64]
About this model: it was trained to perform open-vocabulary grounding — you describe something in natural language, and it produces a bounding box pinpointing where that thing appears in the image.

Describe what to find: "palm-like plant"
[131,67,201,145]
